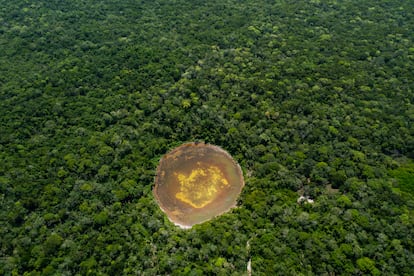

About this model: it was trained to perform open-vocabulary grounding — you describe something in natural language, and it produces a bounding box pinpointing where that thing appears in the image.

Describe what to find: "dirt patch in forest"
[153,142,244,228]
[326,184,340,194]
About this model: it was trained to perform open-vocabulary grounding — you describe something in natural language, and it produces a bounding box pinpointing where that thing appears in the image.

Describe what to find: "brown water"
[153,142,244,228]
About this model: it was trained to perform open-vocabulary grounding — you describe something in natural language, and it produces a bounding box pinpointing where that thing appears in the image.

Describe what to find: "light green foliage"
[337,195,352,208]
[357,257,380,275]
[390,162,414,195]
[44,233,63,255]
[94,210,109,225]
[181,99,192,109]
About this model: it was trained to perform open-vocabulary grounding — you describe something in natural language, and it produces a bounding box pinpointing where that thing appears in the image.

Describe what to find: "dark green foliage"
[0,0,413,274]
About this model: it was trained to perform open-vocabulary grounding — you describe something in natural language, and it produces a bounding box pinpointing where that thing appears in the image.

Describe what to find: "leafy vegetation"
[0,0,413,274]
[390,162,414,196]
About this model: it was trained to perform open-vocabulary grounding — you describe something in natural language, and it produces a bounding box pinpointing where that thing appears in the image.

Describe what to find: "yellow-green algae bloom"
[153,143,244,228]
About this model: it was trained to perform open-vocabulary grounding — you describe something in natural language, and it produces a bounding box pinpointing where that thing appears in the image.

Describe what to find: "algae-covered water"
[153,143,244,228]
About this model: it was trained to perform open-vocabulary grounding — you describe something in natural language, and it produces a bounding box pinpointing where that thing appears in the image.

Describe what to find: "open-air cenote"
[153,142,245,228]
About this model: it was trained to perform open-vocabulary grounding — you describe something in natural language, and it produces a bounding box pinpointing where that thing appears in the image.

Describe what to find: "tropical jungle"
[0,0,413,275]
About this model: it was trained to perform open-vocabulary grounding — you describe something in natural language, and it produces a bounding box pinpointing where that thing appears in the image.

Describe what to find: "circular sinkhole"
[153,142,244,228]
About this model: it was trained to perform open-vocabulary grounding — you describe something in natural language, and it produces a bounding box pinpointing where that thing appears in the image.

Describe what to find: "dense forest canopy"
[0,0,413,274]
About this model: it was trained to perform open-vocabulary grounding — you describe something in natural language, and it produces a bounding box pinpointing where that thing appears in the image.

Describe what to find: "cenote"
[153,142,245,228]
